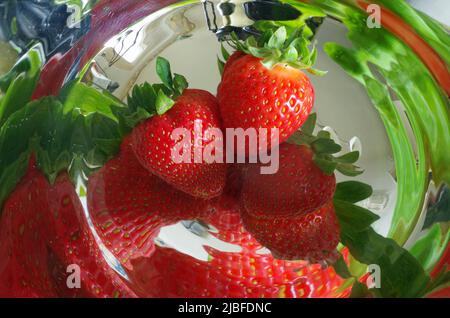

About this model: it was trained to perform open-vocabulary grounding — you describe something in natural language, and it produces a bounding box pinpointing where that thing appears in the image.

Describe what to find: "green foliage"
[124,57,188,125]
[321,4,447,247]
[226,25,326,75]
[423,187,450,229]
[333,181,432,297]
[288,113,363,177]
[410,223,450,273]
[0,48,43,127]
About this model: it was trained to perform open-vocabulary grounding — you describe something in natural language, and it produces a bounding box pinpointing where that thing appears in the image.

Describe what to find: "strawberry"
[128,194,345,298]
[203,193,245,244]
[241,200,340,263]
[0,158,136,298]
[46,173,137,298]
[0,160,57,297]
[130,57,226,199]
[222,50,245,74]
[217,27,322,155]
[223,163,247,198]
[87,137,210,270]
[241,143,336,218]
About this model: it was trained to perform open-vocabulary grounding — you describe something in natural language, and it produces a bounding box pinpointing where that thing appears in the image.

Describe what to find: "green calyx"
[288,113,363,176]
[0,54,191,211]
[223,25,326,75]
[126,57,188,119]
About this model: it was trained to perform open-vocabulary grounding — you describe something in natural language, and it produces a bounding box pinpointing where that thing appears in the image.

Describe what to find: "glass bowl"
[0,0,448,298]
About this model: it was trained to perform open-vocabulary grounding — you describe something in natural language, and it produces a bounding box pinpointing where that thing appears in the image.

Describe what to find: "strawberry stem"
[287,113,364,176]
[127,57,188,118]
[226,25,327,75]
[120,57,189,129]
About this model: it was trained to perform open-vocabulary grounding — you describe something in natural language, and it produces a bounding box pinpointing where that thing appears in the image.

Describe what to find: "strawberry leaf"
[332,254,352,279]
[313,155,337,175]
[248,46,273,59]
[156,90,175,115]
[332,253,371,298]
[152,83,172,96]
[0,48,42,128]
[334,181,432,298]
[0,95,125,210]
[289,113,364,176]
[285,27,303,48]
[221,43,230,61]
[60,81,124,121]
[334,181,373,203]
[307,68,328,76]
[156,56,174,92]
[334,199,379,231]
[122,57,190,128]
[292,37,310,61]
[228,25,326,74]
[335,151,360,163]
[300,112,316,135]
[113,104,153,133]
[282,45,299,63]
[217,57,225,76]
[261,58,279,69]
[336,163,364,176]
[268,26,287,49]
[339,224,430,297]
[154,57,188,101]
[173,73,188,96]
[308,46,318,65]
[312,138,342,154]
[350,281,370,298]
[317,130,331,139]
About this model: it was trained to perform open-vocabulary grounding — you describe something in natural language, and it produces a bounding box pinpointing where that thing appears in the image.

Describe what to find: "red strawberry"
[241,200,340,262]
[131,58,226,199]
[0,160,57,297]
[218,55,314,148]
[222,50,245,74]
[128,194,345,298]
[45,173,137,298]
[426,286,450,298]
[223,163,247,198]
[241,143,336,218]
[0,159,136,298]
[203,193,245,244]
[217,27,320,154]
[87,137,210,270]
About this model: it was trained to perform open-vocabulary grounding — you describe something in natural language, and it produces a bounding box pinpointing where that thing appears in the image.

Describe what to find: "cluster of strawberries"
[0,26,347,297]
[86,139,345,297]
[123,27,340,264]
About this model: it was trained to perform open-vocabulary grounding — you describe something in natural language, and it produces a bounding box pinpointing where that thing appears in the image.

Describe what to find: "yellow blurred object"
[0,41,18,76]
